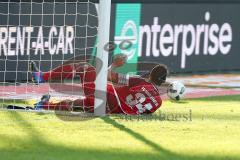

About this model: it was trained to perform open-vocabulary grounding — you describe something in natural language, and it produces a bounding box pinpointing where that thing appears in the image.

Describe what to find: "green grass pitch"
[0,95,239,160]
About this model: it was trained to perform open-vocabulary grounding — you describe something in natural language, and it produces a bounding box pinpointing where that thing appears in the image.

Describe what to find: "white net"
[0,0,99,111]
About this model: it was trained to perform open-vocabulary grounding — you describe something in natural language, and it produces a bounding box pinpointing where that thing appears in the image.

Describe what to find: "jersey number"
[126,93,153,113]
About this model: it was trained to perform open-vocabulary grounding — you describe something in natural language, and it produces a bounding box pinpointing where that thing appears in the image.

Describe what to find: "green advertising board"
[114,4,141,74]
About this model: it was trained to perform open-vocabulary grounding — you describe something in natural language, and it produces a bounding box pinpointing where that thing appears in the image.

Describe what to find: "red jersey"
[73,64,162,115]
[106,77,162,115]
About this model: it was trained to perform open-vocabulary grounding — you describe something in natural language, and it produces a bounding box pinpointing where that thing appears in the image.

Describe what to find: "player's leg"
[42,63,96,81]
[43,101,73,111]
[49,64,96,112]
[34,94,71,111]
[29,61,96,83]
[33,92,95,112]
[73,96,94,113]
[30,61,96,112]
[42,97,94,112]
[29,61,45,83]
[67,64,96,112]
[42,64,76,81]
[35,97,73,111]
[74,63,96,111]
[30,61,78,83]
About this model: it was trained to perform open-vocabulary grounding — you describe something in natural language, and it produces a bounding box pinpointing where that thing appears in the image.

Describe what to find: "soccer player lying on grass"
[29,54,168,115]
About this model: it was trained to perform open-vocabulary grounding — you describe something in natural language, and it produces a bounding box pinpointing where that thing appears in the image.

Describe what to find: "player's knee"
[85,69,96,82]
[83,83,95,95]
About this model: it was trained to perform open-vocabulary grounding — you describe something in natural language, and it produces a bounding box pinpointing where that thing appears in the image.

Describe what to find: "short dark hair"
[149,64,168,86]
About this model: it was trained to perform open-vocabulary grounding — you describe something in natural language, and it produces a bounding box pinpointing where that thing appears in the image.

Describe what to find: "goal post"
[94,0,111,116]
[0,0,109,113]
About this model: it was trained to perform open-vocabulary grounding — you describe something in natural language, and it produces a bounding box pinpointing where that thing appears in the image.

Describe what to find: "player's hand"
[111,54,127,68]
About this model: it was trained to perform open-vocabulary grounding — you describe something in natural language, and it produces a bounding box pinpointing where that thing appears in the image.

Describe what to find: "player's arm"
[107,54,154,86]
[107,54,144,86]
[107,54,128,84]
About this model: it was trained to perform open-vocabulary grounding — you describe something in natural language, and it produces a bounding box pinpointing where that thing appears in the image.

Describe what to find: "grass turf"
[0,95,239,160]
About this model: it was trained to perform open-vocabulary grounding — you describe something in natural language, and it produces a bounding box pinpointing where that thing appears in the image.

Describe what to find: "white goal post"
[0,0,112,116]
[94,0,111,116]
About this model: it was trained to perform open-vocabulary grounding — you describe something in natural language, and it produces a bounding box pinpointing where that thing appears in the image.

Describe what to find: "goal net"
[0,0,109,114]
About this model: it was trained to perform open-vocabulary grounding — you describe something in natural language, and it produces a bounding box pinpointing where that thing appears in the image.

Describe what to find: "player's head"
[149,64,168,86]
